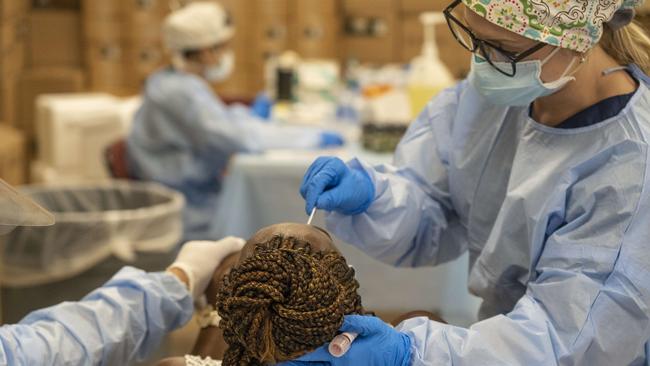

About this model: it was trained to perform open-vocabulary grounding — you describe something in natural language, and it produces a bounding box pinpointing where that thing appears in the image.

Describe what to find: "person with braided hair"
[158,224,445,366]
[217,226,364,365]
[156,223,364,366]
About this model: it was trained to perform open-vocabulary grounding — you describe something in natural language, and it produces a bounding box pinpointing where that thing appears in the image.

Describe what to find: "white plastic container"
[407,12,455,117]
[34,94,141,183]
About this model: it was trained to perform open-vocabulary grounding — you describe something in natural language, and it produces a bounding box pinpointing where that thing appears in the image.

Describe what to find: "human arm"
[282,197,650,366]
[170,82,339,154]
[0,267,193,366]
[0,237,245,366]
[303,82,469,267]
[377,144,650,365]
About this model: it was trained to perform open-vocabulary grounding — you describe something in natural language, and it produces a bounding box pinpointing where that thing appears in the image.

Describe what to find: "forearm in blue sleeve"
[0,266,193,366]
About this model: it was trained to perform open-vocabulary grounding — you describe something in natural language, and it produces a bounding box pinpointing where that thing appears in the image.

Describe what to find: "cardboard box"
[27,10,82,68]
[400,0,450,13]
[341,0,400,63]
[124,20,163,44]
[249,0,290,46]
[251,20,289,52]
[215,0,256,99]
[249,0,289,18]
[249,2,290,71]
[343,0,397,16]
[0,124,26,185]
[124,0,170,22]
[344,37,398,64]
[82,0,123,20]
[289,0,338,59]
[0,18,26,53]
[86,43,134,95]
[0,46,24,123]
[0,76,17,124]
[290,16,339,59]
[84,18,124,42]
[292,0,338,16]
[0,43,25,77]
[0,0,29,20]
[123,0,169,43]
[32,0,81,10]
[16,68,85,139]
[123,41,166,89]
[343,14,400,64]
[213,62,253,101]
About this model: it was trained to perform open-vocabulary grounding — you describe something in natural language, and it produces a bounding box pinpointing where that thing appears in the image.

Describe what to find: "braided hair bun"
[216,235,363,365]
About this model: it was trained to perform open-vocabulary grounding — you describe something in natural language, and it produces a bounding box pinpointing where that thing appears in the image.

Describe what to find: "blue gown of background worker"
[291,0,650,364]
[127,2,344,241]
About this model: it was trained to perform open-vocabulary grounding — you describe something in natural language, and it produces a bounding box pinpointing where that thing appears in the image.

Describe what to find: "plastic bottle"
[407,12,455,118]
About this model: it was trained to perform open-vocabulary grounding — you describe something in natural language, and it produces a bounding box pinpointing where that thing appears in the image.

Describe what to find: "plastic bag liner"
[0,181,185,287]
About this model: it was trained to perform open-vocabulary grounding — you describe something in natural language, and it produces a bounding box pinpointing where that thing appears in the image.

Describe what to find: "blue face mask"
[468,47,577,107]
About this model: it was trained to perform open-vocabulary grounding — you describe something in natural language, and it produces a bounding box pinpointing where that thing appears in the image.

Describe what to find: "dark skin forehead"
[239,223,337,262]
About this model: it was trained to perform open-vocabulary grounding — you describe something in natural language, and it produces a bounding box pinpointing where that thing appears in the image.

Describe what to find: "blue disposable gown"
[0,267,193,365]
[127,68,323,240]
[326,68,650,364]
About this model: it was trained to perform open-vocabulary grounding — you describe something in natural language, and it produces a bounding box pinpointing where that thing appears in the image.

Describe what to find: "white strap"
[184,355,222,366]
[196,304,222,328]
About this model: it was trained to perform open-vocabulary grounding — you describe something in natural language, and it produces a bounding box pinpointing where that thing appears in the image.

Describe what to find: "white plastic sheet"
[0,181,184,287]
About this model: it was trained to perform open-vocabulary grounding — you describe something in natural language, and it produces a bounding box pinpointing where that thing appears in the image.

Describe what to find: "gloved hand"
[319,131,345,148]
[251,92,272,120]
[300,157,375,215]
[279,315,412,366]
[168,236,245,304]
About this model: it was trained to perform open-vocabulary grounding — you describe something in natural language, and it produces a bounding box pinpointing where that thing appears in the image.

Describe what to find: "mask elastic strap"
[540,51,581,89]
[542,46,582,81]
[541,46,581,76]
[561,56,579,78]
[540,47,562,66]
[564,51,591,79]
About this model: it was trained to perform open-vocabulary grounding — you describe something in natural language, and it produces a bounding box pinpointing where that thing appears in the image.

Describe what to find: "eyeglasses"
[443,0,547,77]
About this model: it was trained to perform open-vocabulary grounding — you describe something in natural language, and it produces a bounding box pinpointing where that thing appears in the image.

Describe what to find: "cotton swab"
[306,207,317,225]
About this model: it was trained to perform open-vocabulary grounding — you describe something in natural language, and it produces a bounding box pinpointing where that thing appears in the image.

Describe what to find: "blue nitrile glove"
[300,157,375,215]
[319,131,345,148]
[278,315,412,366]
[251,93,272,120]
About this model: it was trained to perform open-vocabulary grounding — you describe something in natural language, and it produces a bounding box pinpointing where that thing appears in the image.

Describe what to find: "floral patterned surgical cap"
[461,0,645,52]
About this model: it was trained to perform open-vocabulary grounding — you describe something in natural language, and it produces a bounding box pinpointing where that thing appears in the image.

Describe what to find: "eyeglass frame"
[443,0,548,77]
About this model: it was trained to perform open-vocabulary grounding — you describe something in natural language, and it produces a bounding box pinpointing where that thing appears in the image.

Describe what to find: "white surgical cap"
[163,1,234,52]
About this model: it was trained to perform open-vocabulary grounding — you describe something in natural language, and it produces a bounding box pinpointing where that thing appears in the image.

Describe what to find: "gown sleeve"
[0,266,193,366]
[326,81,469,267]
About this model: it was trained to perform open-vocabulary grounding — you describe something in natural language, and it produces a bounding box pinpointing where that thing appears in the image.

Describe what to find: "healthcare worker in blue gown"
[289,0,650,364]
[0,178,246,365]
[127,2,345,241]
